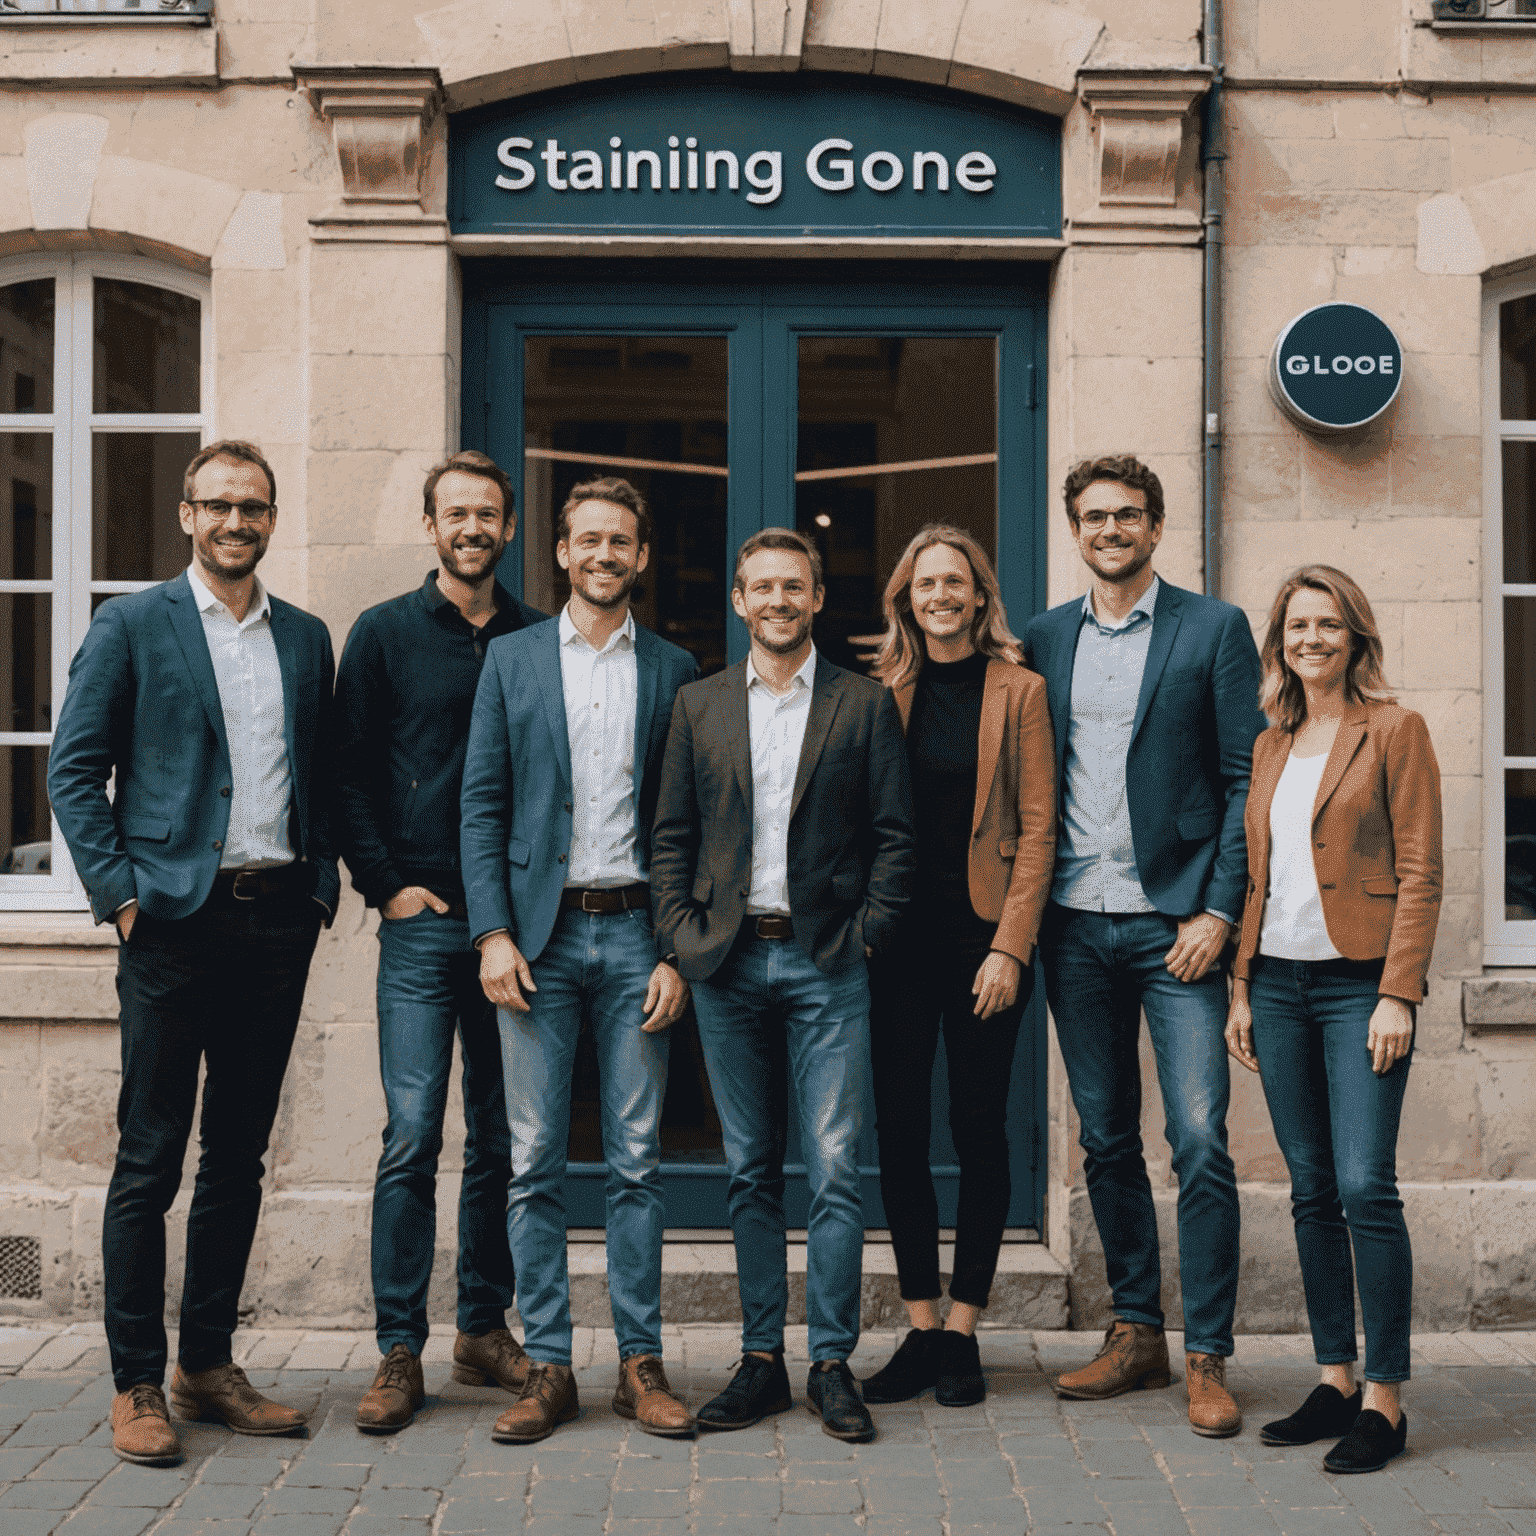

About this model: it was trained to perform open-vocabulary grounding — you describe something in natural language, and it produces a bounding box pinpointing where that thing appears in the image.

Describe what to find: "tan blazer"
[892,658,1056,963]
[1233,702,1442,1003]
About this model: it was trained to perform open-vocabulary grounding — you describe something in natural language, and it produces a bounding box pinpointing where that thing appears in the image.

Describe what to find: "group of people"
[45,438,1441,1481]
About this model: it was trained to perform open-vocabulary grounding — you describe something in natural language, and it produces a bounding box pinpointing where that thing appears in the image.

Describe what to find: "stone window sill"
[1462,974,1536,1031]
[0,3,210,22]
[1428,20,1536,31]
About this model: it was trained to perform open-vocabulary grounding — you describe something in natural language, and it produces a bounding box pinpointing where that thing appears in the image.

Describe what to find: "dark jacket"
[334,571,547,906]
[47,570,340,923]
[1024,579,1265,924]
[650,653,916,981]
[460,616,698,958]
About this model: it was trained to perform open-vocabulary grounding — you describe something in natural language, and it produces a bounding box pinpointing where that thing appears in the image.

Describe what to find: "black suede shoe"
[806,1360,876,1443]
[1323,1409,1407,1474]
[1260,1383,1363,1446]
[934,1331,986,1407]
[696,1352,793,1432]
[860,1328,944,1404]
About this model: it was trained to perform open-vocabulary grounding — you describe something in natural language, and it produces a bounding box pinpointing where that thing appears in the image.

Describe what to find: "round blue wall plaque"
[1268,302,1403,435]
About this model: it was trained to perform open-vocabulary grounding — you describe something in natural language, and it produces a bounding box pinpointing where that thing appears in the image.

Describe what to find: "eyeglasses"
[1078,506,1148,530]
[188,498,275,523]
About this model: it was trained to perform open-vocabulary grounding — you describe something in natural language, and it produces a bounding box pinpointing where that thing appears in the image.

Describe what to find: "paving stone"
[0,1513,70,1536]
[46,1509,157,1536]
[523,1517,601,1536]
[776,1517,864,1535]
[201,1458,297,1486]
[366,1453,461,1486]
[175,1486,267,1519]
[691,1478,782,1515]
[0,1479,95,1508]
[527,1476,613,1515]
[8,1411,105,1445]
[611,1487,690,1517]
[345,1519,430,1536]
[27,1445,120,1480]
[0,1380,89,1411]
[0,1445,56,1479]
[862,1476,945,1515]
[247,1516,347,1536]
[156,1522,258,1535]
[256,1486,355,1514]
[354,1486,438,1517]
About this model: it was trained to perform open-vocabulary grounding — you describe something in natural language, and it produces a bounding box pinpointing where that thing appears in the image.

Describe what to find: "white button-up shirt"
[745,646,817,916]
[186,562,293,870]
[559,605,641,887]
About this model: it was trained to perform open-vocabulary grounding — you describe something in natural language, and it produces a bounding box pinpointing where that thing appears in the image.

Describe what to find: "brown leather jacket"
[892,658,1056,962]
[1233,702,1442,1003]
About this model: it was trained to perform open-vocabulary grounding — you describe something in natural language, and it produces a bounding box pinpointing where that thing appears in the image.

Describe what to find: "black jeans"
[869,905,1032,1308]
[105,886,322,1389]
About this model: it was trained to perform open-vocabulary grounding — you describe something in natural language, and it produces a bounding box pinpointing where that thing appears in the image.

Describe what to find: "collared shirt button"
[220,787,230,797]
[212,840,222,851]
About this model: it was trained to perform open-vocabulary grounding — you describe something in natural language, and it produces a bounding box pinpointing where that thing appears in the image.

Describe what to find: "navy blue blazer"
[48,571,340,924]
[460,616,699,960]
[1024,579,1265,923]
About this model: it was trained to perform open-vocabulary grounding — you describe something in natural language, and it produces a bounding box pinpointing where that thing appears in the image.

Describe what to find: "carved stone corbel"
[1074,71,1210,246]
[292,65,446,242]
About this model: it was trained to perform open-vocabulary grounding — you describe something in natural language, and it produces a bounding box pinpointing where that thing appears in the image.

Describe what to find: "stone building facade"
[0,0,1532,1333]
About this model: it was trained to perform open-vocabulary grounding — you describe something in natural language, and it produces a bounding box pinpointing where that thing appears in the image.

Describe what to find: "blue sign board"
[1269,302,1404,435]
[448,72,1060,239]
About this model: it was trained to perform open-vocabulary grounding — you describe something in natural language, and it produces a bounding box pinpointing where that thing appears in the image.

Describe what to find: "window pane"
[0,280,54,414]
[797,336,997,673]
[1,593,49,733]
[523,335,729,676]
[0,435,52,580]
[93,279,200,414]
[0,746,50,877]
[92,433,200,582]
[1506,596,1536,756]
[1508,769,1536,919]
[1502,295,1536,421]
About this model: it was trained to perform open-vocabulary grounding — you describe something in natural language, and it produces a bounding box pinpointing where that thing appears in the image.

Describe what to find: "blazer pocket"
[506,837,531,868]
[121,815,171,843]
[1362,875,1399,896]
[693,872,713,904]
[998,838,1019,859]
[1176,811,1220,843]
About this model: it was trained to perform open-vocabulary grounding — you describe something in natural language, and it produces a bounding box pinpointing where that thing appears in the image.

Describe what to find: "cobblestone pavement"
[1,1322,1533,1535]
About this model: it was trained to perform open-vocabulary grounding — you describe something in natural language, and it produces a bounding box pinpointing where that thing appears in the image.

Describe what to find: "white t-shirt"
[1258,751,1344,962]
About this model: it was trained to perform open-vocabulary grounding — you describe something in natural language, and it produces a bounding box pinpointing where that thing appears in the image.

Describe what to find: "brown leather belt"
[744,914,794,940]
[559,883,649,915]
[212,864,309,901]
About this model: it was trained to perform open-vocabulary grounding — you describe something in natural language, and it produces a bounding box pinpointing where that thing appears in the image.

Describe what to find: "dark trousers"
[869,904,1032,1308]
[104,888,321,1390]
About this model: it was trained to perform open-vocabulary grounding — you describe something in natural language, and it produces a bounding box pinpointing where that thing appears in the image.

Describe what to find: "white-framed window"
[0,254,211,911]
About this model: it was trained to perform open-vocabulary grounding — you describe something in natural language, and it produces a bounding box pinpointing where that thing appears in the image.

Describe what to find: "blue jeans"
[1039,903,1239,1358]
[691,934,871,1363]
[373,909,515,1354]
[1249,955,1413,1384]
[501,907,669,1366]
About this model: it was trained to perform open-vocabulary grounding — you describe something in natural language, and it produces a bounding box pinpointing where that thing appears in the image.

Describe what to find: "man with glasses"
[335,451,546,1432]
[49,440,340,1465]
[1024,455,1265,1439]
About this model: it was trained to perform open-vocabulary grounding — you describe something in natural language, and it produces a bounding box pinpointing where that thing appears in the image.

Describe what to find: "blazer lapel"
[790,657,844,819]
[532,623,573,791]
[164,573,230,760]
[722,663,753,815]
[1043,604,1081,786]
[632,625,660,775]
[266,599,301,774]
[1246,730,1290,841]
[1130,582,1184,746]
[893,678,915,733]
[974,660,1006,834]
[1313,706,1370,822]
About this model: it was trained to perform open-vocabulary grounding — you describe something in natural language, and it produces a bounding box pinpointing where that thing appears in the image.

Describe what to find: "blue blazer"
[460,617,699,960]
[47,571,340,924]
[1024,579,1265,923]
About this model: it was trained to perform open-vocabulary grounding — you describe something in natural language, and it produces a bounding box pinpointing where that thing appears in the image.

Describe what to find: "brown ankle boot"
[491,1361,579,1444]
[451,1328,530,1393]
[613,1354,694,1437]
[111,1384,181,1465]
[1053,1321,1172,1401]
[1186,1352,1241,1438]
[169,1362,306,1435]
[356,1343,425,1432]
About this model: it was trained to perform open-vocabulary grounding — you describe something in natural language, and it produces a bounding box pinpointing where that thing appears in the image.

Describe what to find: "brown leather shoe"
[613,1354,695,1437]
[1053,1321,1172,1400]
[490,1361,579,1444]
[451,1328,530,1393]
[169,1362,307,1435]
[1186,1352,1241,1438]
[356,1343,425,1432]
[111,1384,182,1465]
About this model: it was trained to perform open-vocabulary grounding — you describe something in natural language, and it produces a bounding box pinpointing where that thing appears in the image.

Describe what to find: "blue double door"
[464,258,1049,1233]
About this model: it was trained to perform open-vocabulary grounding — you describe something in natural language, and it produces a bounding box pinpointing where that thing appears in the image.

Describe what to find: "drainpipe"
[1201,0,1225,599]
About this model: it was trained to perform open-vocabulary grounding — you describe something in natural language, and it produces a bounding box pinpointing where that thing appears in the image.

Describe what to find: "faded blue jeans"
[1249,954,1413,1384]
[1039,903,1240,1358]
[500,907,670,1366]
[691,933,871,1364]
[373,908,516,1355]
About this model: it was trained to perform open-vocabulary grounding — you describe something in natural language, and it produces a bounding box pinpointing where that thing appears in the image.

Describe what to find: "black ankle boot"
[1260,1383,1362,1446]
[860,1328,944,1404]
[934,1331,985,1407]
[1323,1409,1407,1474]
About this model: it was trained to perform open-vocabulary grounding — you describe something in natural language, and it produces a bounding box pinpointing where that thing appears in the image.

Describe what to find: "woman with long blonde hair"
[1226,565,1441,1474]
[861,525,1055,1408]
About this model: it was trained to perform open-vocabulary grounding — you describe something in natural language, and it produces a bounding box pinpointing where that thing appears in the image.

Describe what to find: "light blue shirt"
[1052,576,1161,913]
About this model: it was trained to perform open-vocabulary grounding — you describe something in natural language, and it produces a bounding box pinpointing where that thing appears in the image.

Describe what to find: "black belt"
[559,883,649,915]
[743,914,794,940]
[211,864,310,901]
